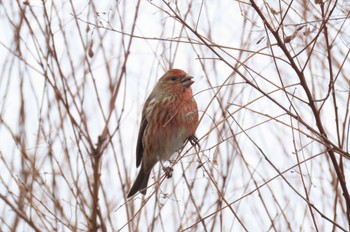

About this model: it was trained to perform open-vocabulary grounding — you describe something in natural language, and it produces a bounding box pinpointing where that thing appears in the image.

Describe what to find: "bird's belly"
[158,127,189,160]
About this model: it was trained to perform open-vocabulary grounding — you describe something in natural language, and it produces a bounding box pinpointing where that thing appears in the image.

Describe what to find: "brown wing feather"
[136,92,157,167]
[136,117,147,167]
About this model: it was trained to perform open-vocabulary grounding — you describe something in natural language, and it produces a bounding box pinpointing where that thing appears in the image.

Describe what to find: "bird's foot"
[163,166,173,179]
[188,135,200,150]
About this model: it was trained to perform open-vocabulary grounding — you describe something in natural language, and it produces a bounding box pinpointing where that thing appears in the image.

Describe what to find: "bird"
[127,69,199,198]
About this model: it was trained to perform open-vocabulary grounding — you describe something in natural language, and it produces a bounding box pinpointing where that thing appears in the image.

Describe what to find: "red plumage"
[127,69,199,198]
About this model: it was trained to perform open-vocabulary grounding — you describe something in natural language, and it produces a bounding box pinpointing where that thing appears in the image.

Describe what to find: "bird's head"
[156,69,194,95]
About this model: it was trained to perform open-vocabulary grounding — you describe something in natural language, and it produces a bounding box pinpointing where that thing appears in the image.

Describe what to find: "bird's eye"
[170,76,177,81]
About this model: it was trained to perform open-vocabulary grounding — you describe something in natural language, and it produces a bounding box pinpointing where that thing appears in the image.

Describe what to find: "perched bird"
[127,69,199,198]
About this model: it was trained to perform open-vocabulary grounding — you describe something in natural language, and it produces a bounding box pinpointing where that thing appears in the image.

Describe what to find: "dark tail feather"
[127,167,151,198]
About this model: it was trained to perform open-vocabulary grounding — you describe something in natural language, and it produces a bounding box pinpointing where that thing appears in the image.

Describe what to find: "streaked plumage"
[127,69,198,198]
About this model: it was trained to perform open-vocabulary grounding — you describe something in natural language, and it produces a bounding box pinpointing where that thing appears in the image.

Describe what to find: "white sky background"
[1,0,350,231]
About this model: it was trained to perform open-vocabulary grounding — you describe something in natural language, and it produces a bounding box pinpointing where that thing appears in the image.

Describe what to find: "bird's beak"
[181,75,195,87]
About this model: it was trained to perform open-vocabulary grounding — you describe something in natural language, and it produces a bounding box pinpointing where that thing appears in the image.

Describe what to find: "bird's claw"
[163,166,173,179]
[188,135,200,150]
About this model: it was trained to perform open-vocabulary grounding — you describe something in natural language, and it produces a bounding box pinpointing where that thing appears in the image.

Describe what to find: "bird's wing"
[136,117,147,167]
[135,92,157,167]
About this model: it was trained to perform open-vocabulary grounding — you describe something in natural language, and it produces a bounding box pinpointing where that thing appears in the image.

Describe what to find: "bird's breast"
[143,93,198,162]
[157,97,198,160]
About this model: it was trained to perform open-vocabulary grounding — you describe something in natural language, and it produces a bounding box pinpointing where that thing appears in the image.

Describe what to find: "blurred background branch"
[0,0,350,231]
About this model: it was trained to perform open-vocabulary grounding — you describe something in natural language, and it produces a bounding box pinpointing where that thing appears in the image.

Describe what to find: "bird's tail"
[127,166,151,198]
